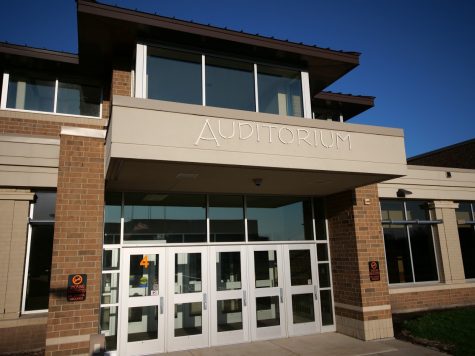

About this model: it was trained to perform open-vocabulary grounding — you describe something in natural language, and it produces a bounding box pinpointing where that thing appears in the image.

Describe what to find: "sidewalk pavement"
[164,332,445,356]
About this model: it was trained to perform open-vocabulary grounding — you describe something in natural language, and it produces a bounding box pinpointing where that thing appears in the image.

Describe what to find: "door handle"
[160,296,164,314]
[203,293,208,310]
[314,285,318,301]
[279,288,283,303]
[243,290,247,307]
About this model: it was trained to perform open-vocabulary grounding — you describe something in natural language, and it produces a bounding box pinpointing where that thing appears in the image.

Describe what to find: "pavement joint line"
[268,339,300,355]
[354,348,399,356]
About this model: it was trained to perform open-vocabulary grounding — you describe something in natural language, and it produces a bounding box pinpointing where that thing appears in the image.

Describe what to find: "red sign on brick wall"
[67,274,87,301]
[368,261,380,281]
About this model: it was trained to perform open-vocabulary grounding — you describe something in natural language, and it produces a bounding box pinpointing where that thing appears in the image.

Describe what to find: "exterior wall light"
[396,188,412,198]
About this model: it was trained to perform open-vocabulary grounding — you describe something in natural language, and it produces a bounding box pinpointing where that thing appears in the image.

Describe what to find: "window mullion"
[1,72,9,109]
[202,54,206,106]
[254,63,259,112]
[53,79,58,113]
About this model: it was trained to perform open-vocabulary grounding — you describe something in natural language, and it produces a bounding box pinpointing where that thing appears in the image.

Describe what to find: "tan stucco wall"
[0,135,59,187]
[108,96,407,178]
[0,189,33,320]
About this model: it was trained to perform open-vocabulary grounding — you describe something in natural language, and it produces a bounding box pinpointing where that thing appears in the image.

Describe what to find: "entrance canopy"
[105,96,407,195]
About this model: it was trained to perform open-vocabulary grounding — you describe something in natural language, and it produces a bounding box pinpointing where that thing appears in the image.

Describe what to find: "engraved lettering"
[320,131,335,148]
[239,122,254,140]
[337,133,352,150]
[261,124,277,143]
[297,128,312,146]
[278,127,295,144]
[194,119,220,146]
[218,120,236,139]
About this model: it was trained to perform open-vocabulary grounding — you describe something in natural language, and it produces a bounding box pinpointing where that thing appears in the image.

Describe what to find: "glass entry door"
[209,246,249,346]
[248,245,286,340]
[284,244,320,336]
[120,247,166,355]
[167,246,209,352]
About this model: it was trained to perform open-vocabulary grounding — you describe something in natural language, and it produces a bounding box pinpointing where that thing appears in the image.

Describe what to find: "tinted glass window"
[7,74,55,112]
[405,200,430,220]
[206,57,255,111]
[57,82,101,117]
[380,200,405,221]
[409,225,438,281]
[456,202,475,279]
[247,196,312,241]
[383,225,414,283]
[104,193,122,244]
[209,195,245,242]
[147,48,202,105]
[124,193,206,243]
[257,66,302,117]
[32,191,56,220]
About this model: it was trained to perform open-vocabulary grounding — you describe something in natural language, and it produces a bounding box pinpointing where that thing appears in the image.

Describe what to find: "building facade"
[0,1,474,355]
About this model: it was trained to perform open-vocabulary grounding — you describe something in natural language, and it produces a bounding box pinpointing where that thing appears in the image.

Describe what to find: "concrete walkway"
[164,333,445,356]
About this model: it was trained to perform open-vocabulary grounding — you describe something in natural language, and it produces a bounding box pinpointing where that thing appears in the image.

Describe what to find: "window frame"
[21,193,56,314]
[1,72,103,119]
[135,43,312,119]
[381,199,441,286]
[455,201,475,280]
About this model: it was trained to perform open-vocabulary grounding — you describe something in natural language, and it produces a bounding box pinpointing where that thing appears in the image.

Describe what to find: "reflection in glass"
[124,193,206,243]
[101,273,119,304]
[32,191,56,220]
[24,224,54,311]
[103,249,120,270]
[209,195,245,242]
[256,296,280,328]
[175,253,202,293]
[405,201,430,221]
[380,200,405,221]
[456,202,472,223]
[174,303,202,336]
[317,244,329,261]
[206,57,255,111]
[314,198,327,240]
[57,82,101,116]
[289,250,312,286]
[318,263,331,288]
[409,225,438,282]
[147,48,202,105]
[292,294,315,324]
[320,290,334,326]
[100,306,118,350]
[7,74,55,112]
[217,299,243,332]
[254,250,278,288]
[383,224,414,283]
[247,196,312,241]
[127,306,158,342]
[257,66,302,117]
[129,254,159,297]
[104,193,121,244]
[458,224,475,279]
[217,252,241,291]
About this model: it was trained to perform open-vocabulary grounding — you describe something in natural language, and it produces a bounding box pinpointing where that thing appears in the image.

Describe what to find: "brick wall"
[390,286,475,313]
[111,68,131,97]
[45,132,105,355]
[326,184,393,340]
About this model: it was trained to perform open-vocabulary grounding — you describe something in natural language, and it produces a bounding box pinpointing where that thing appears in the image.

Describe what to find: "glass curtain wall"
[455,202,475,279]
[145,46,304,117]
[6,73,101,116]
[381,200,439,284]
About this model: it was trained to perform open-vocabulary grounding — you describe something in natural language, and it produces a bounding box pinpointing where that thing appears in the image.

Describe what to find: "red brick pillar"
[45,127,105,355]
[327,184,393,340]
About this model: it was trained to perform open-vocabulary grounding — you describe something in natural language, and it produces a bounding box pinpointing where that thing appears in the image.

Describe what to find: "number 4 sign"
[140,255,149,269]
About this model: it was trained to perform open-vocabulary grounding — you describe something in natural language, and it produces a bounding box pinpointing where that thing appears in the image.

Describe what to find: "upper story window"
[380,199,440,285]
[1,72,102,118]
[456,202,475,279]
[137,44,309,118]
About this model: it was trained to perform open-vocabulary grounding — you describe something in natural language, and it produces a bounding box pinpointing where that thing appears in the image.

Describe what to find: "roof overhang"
[313,91,375,121]
[77,0,360,94]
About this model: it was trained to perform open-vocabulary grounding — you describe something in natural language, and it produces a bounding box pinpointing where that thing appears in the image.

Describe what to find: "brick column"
[112,67,132,97]
[45,127,105,355]
[429,201,465,283]
[327,184,393,340]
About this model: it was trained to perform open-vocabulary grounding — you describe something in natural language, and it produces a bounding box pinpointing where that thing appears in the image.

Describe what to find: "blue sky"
[0,0,474,157]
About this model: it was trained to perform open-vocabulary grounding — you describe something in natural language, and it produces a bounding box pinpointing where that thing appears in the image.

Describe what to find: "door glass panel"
[101,273,119,304]
[289,250,312,286]
[174,303,203,336]
[127,306,158,342]
[317,244,328,261]
[216,252,242,291]
[320,290,334,326]
[129,254,159,297]
[175,253,202,293]
[217,299,243,332]
[254,250,278,288]
[318,263,331,288]
[292,293,315,324]
[256,296,280,328]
